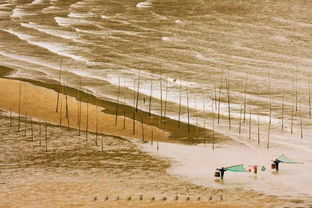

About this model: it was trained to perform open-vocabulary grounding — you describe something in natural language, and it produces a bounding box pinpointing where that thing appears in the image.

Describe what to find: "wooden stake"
[257,115,260,144]
[226,76,231,130]
[86,101,89,141]
[56,59,62,112]
[217,74,223,124]
[30,118,34,141]
[59,93,63,126]
[186,84,190,134]
[24,114,27,137]
[101,136,104,152]
[115,76,121,125]
[141,111,145,142]
[159,69,163,123]
[238,103,242,134]
[195,99,199,138]
[95,98,98,146]
[243,73,248,124]
[281,84,284,130]
[151,117,154,145]
[135,69,141,112]
[39,123,42,146]
[178,74,182,128]
[45,122,48,152]
[295,71,298,112]
[18,81,22,131]
[267,73,272,149]
[149,79,153,118]
[132,112,136,135]
[309,76,311,117]
[9,106,12,127]
[300,99,303,139]
[78,79,82,136]
[164,76,169,124]
[248,106,251,140]
[291,79,294,134]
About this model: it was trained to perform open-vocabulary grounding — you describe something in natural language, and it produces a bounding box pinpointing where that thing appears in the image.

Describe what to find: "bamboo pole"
[135,69,141,112]
[226,76,231,130]
[150,117,154,145]
[123,77,126,130]
[132,112,136,135]
[86,101,89,141]
[178,74,182,128]
[56,59,62,112]
[238,103,242,134]
[163,76,169,124]
[18,81,22,131]
[291,78,294,134]
[195,99,199,138]
[149,79,153,118]
[309,76,311,117]
[101,136,104,152]
[281,84,284,130]
[159,69,163,124]
[95,98,98,146]
[24,114,27,137]
[45,122,48,152]
[30,118,34,141]
[217,74,223,124]
[243,73,248,124]
[295,71,298,112]
[186,84,190,134]
[300,99,303,139]
[9,106,12,127]
[115,76,121,125]
[248,106,251,140]
[257,115,260,144]
[59,93,63,127]
[39,123,42,146]
[267,73,272,149]
[141,111,145,142]
[78,79,82,136]
[202,93,206,129]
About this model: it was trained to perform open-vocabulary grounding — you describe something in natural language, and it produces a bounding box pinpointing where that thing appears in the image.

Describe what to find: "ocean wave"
[54,16,99,28]
[136,0,152,8]
[21,22,84,43]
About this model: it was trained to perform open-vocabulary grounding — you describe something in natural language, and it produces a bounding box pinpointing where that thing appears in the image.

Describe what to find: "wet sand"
[0,112,290,208]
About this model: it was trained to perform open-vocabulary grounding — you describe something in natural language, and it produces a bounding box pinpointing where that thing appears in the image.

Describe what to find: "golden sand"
[0,78,169,142]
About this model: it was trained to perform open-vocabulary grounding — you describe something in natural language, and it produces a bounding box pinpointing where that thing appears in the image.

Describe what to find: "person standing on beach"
[273,159,281,171]
[217,167,227,180]
[253,165,258,174]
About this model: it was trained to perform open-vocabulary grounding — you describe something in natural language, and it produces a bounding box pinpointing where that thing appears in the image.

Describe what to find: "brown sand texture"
[0,78,169,142]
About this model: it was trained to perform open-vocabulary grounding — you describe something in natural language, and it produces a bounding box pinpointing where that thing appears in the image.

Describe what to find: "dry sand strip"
[0,113,294,208]
[0,77,169,143]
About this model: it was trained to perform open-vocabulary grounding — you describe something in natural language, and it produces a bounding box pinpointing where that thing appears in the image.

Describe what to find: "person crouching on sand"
[216,167,227,180]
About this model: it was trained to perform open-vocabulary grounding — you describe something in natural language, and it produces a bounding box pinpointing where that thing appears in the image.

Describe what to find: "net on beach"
[225,164,248,172]
[278,155,303,164]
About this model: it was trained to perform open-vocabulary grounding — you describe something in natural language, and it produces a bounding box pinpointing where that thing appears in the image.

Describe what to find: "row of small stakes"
[93,195,223,201]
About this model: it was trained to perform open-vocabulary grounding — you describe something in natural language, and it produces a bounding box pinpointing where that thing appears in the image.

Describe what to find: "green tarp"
[225,164,248,172]
[278,154,303,164]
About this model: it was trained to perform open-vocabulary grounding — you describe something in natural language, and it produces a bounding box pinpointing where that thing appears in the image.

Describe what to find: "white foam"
[136,0,152,8]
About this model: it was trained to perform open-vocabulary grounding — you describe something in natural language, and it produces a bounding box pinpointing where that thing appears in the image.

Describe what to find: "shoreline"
[0,65,231,144]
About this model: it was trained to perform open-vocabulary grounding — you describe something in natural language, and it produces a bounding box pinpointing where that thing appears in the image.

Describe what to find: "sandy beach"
[0,109,292,208]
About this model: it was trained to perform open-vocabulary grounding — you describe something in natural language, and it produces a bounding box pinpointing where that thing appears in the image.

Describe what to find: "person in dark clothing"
[217,167,227,180]
[273,159,281,171]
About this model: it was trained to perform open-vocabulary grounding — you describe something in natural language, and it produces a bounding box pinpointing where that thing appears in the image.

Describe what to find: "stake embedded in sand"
[30,117,34,141]
[148,79,153,118]
[24,114,27,137]
[18,80,22,131]
[300,96,303,139]
[115,76,121,125]
[135,69,141,112]
[95,98,98,146]
[186,84,190,134]
[9,105,12,127]
[217,73,223,124]
[309,77,311,117]
[281,85,285,130]
[163,75,169,124]
[86,101,89,141]
[267,73,272,149]
[248,106,251,140]
[243,73,248,124]
[257,115,260,144]
[178,74,182,128]
[56,59,62,112]
[77,79,82,136]
[226,76,231,130]
[159,68,163,123]
[132,112,136,135]
[141,111,145,142]
[195,99,199,138]
[45,122,48,152]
